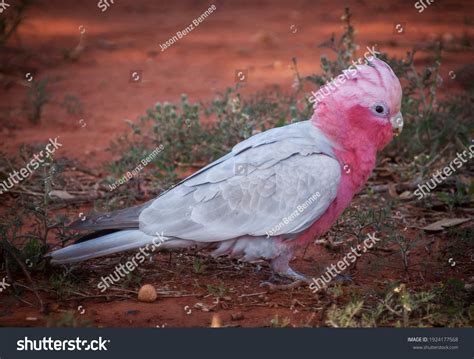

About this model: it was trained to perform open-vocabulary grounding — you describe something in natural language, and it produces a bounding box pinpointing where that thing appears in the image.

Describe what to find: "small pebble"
[231,312,244,321]
[138,284,157,303]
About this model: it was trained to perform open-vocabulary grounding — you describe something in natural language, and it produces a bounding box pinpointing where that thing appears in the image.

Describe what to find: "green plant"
[206,283,229,299]
[21,79,84,125]
[23,78,53,124]
[0,149,78,309]
[49,270,77,300]
[0,0,33,47]
[325,281,473,328]
[436,178,473,211]
[270,315,292,328]
[326,299,364,328]
[46,311,91,328]
[122,272,142,289]
[107,88,308,202]
[304,7,357,88]
[60,94,84,116]
[193,257,206,274]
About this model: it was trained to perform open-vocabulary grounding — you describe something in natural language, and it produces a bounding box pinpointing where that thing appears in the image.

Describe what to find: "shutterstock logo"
[17,337,110,351]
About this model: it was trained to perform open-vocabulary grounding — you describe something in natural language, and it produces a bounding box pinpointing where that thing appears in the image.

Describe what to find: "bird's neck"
[337,146,377,188]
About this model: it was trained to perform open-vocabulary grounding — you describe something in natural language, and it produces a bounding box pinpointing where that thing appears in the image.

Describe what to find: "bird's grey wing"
[157,119,336,192]
[139,121,341,242]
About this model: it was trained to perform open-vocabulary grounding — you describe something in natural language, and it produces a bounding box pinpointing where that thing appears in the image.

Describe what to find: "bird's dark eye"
[371,103,388,117]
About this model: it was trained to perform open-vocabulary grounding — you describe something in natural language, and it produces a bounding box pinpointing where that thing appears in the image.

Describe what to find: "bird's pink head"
[311,57,403,152]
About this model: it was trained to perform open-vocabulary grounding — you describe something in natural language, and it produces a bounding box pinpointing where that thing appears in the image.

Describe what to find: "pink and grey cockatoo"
[49,58,403,283]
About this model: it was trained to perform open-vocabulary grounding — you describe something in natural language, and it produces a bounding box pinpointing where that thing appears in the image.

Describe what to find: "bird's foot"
[259,251,311,292]
[260,268,311,292]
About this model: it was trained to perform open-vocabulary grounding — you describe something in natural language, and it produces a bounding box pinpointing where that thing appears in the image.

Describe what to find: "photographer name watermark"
[266,192,321,238]
[108,144,164,191]
[159,4,216,52]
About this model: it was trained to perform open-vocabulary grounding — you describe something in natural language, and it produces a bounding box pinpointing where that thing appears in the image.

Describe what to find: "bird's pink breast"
[292,146,377,247]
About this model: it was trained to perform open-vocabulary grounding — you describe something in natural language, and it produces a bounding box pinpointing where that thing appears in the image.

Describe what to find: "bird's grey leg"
[270,251,311,282]
[260,250,310,291]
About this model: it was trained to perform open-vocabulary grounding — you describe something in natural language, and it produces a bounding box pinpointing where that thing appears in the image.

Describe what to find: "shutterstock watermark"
[0,137,62,195]
[0,277,11,293]
[108,144,164,191]
[97,232,166,292]
[308,45,380,108]
[414,144,473,200]
[309,232,381,293]
[414,0,435,13]
[266,192,321,238]
[97,0,114,12]
[0,0,10,13]
[159,4,216,52]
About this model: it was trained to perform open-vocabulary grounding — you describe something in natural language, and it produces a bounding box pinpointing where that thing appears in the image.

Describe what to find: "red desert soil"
[0,0,472,327]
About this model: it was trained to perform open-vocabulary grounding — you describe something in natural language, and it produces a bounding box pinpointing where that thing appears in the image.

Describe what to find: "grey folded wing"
[139,120,342,242]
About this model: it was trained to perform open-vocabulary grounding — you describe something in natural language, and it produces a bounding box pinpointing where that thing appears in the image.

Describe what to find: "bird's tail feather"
[48,230,200,265]
[49,230,158,264]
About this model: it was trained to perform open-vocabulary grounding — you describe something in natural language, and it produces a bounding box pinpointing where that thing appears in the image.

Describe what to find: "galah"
[49,58,403,284]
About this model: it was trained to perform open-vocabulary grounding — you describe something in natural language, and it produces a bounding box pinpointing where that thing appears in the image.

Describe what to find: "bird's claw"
[260,279,305,292]
[262,250,312,291]
[260,268,310,292]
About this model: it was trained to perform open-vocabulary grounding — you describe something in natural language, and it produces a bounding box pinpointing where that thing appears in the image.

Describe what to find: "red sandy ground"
[0,0,472,327]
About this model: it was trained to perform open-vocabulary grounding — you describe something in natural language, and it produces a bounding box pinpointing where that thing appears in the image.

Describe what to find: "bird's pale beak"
[390,112,403,137]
